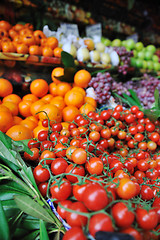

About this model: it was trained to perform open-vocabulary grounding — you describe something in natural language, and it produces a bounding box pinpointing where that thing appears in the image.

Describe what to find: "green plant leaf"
[122,93,140,107]
[0,200,10,240]
[61,51,75,68]
[14,195,55,223]
[112,92,132,106]
[128,89,142,107]
[0,131,12,149]
[54,67,76,83]
[143,109,160,121]
[22,230,40,240]
[40,220,49,240]
[154,88,160,109]
[11,139,33,155]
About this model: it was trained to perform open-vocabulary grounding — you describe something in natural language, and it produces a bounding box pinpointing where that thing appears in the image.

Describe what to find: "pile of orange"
[0,20,62,58]
[0,67,95,141]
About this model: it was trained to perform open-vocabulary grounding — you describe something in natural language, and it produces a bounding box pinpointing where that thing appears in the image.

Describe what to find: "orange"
[50,96,66,111]
[49,82,58,96]
[74,69,91,88]
[51,67,64,84]
[56,82,72,96]
[33,30,46,45]
[38,104,62,123]
[84,39,95,51]
[79,103,96,115]
[30,100,46,118]
[42,46,53,57]
[64,90,84,108]
[41,94,54,103]
[19,28,33,36]
[84,96,97,108]
[2,41,16,53]
[46,36,58,50]
[12,23,24,32]
[29,45,42,56]
[53,47,63,58]
[22,94,39,103]
[0,78,13,97]
[71,86,86,97]
[0,110,13,132]
[22,34,35,46]
[33,125,48,139]
[13,35,23,45]
[25,115,38,125]
[13,116,22,125]
[9,29,18,40]
[16,43,29,54]
[20,119,37,131]
[6,124,33,141]
[62,106,79,122]
[2,94,21,105]
[2,102,19,116]
[18,100,32,118]
[0,30,8,39]
[30,79,49,98]
[0,20,12,31]
[0,105,10,112]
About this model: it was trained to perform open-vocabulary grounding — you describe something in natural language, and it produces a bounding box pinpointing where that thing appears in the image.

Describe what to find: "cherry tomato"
[24,147,39,161]
[100,110,111,120]
[33,165,50,183]
[131,105,139,114]
[38,182,48,197]
[140,185,154,201]
[65,164,85,183]
[40,149,55,165]
[83,183,108,211]
[57,200,72,220]
[28,139,40,149]
[71,148,87,164]
[51,158,68,175]
[136,207,158,230]
[50,178,72,201]
[52,123,62,132]
[121,227,143,240]
[73,184,88,202]
[111,202,135,228]
[54,143,66,157]
[62,227,87,240]
[66,201,88,227]
[100,128,111,139]
[40,140,53,151]
[89,213,114,237]
[38,130,48,141]
[85,157,103,175]
[116,178,137,200]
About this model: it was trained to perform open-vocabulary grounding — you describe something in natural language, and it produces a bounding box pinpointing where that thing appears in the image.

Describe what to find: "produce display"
[1,17,160,240]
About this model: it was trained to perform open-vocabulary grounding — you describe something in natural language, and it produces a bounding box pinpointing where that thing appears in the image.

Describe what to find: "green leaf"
[21,230,39,240]
[154,88,160,109]
[40,220,49,240]
[143,109,160,121]
[0,131,12,149]
[128,89,142,107]
[0,200,10,240]
[61,51,75,68]
[14,195,54,223]
[54,67,76,83]
[122,93,140,107]
[12,139,33,155]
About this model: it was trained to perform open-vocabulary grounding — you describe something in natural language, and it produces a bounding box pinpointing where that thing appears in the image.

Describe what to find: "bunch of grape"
[88,72,113,104]
[113,47,133,75]
[112,73,160,108]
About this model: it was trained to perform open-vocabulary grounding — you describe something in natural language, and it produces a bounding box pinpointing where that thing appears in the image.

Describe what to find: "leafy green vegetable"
[40,220,49,240]
[0,201,10,240]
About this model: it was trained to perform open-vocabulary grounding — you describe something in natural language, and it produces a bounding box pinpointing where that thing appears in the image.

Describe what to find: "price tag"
[60,23,79,37]
[86,23,102,39]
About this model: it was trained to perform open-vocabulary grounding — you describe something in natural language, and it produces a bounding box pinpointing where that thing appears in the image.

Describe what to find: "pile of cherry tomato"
[23,105,160,240]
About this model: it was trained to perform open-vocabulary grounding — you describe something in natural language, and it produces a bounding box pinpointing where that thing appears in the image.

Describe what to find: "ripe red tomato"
[33,165,50,183]
[28,139,40,149]
[71,148,87,164]
[111,202,135,228]
[73,184,88,202]
[82,183,108,211]
[50,178,72,201]
[65,164,85,183]
[140,185,154,201]
[24,147,39,161]
[85,157,103,175]
[51,158,68,175]
[52,123,62,132]
[121,227,143,240]
[38,182,48,197]
[89,213,114,237]
[57,200,72,220]
[136,207,158,230]
[62,227,87,240]
[116,178,137,199]
[40,149,55,165]
[54,143,66,157]
[66,201,88,227]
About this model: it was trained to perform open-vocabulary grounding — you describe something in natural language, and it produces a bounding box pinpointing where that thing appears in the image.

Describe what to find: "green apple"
[122,40,127,47]
[153,62,160,71]
[144,51,153,60]
[137,51,145,60]
[111,39,122,47]
[152,55,159,62]
[142,60,148,69]
[135,59,143,68]
[101,37,111,46]
[125,39,135,50]
[130,57,136,67]
[135,42,144,51]
[147,60,154,70]
[146,44,156,54]
[133,49,138,58]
